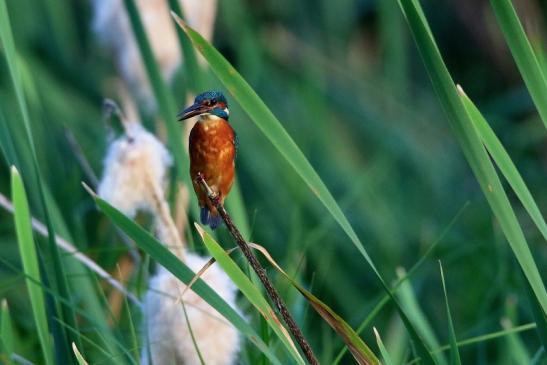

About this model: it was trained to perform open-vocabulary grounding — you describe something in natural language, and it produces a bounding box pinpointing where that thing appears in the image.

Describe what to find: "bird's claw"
[195,172,220,203]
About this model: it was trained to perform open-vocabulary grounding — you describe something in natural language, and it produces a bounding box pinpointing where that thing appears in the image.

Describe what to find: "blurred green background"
[0,0,545,364]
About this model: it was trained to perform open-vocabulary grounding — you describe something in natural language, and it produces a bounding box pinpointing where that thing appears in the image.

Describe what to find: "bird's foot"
[210,192,220,205]
[195,172,220,204]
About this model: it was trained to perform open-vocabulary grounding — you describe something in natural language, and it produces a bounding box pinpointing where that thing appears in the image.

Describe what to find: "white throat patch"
[199,113,222,122]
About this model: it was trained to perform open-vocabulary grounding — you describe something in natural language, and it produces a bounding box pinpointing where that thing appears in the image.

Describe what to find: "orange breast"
[189,117,236,214]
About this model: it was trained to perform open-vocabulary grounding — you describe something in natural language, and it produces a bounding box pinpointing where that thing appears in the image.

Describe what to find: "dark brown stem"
[195,173,318,365]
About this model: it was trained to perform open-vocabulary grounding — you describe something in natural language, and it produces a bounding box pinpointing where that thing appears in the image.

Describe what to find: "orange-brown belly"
[189,118,236,214]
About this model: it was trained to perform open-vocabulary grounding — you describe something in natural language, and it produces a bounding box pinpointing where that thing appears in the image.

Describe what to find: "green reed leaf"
[10,167,54,365]
[399,0,547,317]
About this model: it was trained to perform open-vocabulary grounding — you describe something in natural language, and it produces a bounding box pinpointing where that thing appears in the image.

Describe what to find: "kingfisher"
[177,91,237,229]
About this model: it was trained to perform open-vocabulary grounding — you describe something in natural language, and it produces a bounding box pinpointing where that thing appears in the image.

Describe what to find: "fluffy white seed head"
[98,122,172,218]
[142,253,241,365]
[92,0,217,103]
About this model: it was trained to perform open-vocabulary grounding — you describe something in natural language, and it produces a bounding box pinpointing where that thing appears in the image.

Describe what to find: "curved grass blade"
[397,268,447,365]
[490,0,547,128]
[373,328,394,365]
[10,167,54,365]
[438,262,461,365]
[458,87,547,241]
[0,300,14,365]
[72,343,89,365]
[398,0,547,315]
[90,192,283,365]
[195,225,305,364]
[291,279,379,365]
[172,14,437,364]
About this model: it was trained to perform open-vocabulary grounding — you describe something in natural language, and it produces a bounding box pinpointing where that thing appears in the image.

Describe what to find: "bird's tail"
[200,206,223,229]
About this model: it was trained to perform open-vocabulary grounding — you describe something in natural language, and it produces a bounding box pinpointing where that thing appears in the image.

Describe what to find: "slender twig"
[0,193,141,307]
[64,128,99,187]
[195,173,318,365]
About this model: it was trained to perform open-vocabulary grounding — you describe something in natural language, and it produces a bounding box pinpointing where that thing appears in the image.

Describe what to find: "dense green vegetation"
[0,0,545,364]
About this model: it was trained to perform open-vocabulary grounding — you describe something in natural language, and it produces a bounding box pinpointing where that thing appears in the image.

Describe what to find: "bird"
[178,91,237,229]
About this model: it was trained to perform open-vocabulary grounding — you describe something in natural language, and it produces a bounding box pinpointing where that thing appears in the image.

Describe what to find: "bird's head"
[177,91,229,121]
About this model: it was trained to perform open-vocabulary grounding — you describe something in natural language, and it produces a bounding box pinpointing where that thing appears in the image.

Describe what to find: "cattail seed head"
[142,253,241,365]
[98,122,172,218]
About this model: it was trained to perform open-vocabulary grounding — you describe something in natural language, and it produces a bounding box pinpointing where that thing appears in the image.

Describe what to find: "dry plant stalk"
[195,172,319,365]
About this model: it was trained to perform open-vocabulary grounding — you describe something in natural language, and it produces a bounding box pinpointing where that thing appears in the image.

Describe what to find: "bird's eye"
[211,98,217,104]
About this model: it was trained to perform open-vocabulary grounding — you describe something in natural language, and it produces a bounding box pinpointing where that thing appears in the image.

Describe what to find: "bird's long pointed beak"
[177,103,206,121]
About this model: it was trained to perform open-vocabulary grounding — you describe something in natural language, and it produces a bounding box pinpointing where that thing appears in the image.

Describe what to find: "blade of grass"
[0,300,14,365]
[457,87,547,241]
[181,301,206,365]
[72,343,89,365]
[524,277,547,350]
[399,0,547,315]
[490,0,547,128]
[121,273,140,363]
[90,191,284,365]
[438,262,461,365]
[397,268,447,365]
[194,224,305,365]
[0,0,79,357]
[501,321,531,364]
[172,15,438,363]
[501,298,531,365]
[60,318,133,365]
[373,327,394,365]
[10,167,54,365]
[432,322,536,354]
